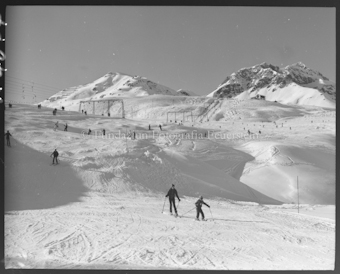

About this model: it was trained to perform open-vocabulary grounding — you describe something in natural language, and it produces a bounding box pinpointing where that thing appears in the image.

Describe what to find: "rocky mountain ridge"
[208,62,335,108]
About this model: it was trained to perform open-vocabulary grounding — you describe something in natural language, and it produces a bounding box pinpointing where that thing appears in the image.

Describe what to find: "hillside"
[4,103,335,269]
[207,62,335,108]
[40,72,193,111]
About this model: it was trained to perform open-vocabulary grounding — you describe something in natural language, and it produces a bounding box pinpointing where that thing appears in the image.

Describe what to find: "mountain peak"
[207,62,335,108]
[41,71,195,108]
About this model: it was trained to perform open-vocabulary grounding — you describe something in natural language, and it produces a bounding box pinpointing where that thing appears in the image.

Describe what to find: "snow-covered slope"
[207,62,336,108]
[40,72,192,110]
[4,103,335,269]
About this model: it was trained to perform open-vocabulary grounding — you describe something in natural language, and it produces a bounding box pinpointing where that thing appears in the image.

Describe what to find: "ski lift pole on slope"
[297,175,299,214]
[125,128,128,153]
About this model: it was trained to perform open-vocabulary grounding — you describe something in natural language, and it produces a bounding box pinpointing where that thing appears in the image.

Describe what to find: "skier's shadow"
[4,140,89,211]
[179,216,268,223]
[210,217,268,223]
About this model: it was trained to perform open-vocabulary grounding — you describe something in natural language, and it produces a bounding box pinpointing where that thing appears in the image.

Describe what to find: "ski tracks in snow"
[5,196,334,270]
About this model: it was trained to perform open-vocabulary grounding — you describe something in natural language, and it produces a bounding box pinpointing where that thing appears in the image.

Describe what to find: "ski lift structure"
[79,98,125,118]
[166,110,194,123]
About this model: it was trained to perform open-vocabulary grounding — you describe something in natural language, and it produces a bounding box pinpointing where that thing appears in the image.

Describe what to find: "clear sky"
[5,6,336,102]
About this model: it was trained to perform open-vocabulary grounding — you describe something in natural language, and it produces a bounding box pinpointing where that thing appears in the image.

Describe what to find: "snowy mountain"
[41,72,192,108]
[207,62,336,108]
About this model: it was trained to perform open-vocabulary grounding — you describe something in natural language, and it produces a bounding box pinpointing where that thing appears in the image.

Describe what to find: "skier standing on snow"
[165,184,181,216]
[5,130,12,146]
[50,149,59,165]
[64,123,68,131]
[195,196,210,221]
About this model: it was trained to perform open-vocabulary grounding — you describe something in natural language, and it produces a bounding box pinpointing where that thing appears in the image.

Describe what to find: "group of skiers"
[165,184,210,221]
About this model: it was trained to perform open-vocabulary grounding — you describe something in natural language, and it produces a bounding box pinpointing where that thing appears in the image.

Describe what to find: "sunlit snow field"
[4,99,335,270]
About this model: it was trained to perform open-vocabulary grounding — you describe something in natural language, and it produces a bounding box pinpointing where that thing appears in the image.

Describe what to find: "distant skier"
[88,129,92,135]
[85,111,87,115]
[159,124,162,131]
[5,130,12,146]
[50,149,59,165]
[102,129,106,136]
[82,109,84,114]
[54,121,59,131]
[195,196,210,221]
[64,123,68,131]
[149,124,151,130]
[165,184,181,216]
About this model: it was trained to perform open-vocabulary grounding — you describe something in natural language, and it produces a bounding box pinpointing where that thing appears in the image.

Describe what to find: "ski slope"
[4,101,335,270]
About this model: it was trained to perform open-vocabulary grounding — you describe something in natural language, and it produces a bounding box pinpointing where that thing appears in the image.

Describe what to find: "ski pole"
[209,207,214,221]
[180,207,195,217]
[177,200,180,211]
[161,197,166,213]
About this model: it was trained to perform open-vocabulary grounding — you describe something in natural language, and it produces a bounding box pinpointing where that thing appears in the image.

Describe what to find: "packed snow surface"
[4,98,335,270]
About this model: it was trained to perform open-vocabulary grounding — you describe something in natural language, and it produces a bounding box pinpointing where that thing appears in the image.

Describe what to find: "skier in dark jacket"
[5,130,12,146]
[195,196,210,221]
[165,184,181,216]
[64,123,68,131]
[50,149,59,164]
